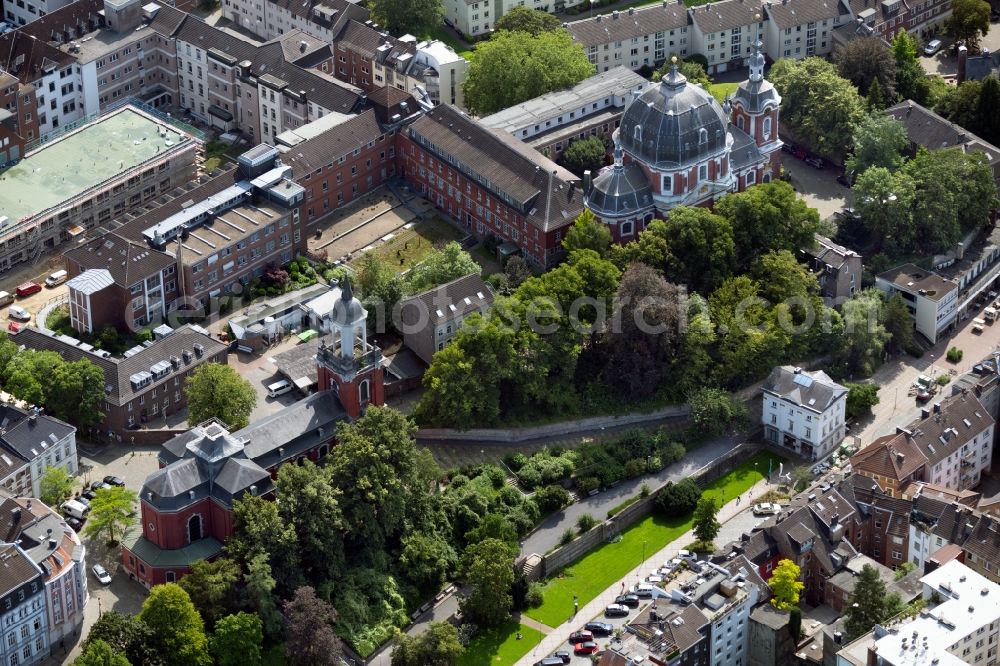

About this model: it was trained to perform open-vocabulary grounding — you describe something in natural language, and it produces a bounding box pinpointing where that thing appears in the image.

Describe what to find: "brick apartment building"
[0,70,38,157]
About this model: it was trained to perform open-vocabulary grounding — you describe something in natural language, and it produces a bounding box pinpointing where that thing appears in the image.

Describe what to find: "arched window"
[621,221,634,236]
[737,115,745,131]
[763,117,772,140]
[187,515,202,543]
[698,128,708,144]
[633,125,642,142]
[762,171,773,183]
[360,379,371,404]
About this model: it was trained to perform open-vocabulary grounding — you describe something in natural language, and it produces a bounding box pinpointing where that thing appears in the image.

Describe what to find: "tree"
[693,497,720,544]
[39,466,74,507]
[841,289,890,376]
[399,532,457,592]
[882,293,914,353]
[892,30,931,104]
[357,252,405,329]
[493,6,561,35]
[405,241,480,294]
[462,29,594,115]
[844,564,904,639]
[661,206,737,294]
[974,75,1000,145]
[834,37,897,98]
[460,538,515,628]
[284,586,342,666]
[138,584,211,666]
[83,486,137,546]
[688,388,747,437]
[845,383,881,419]
[845,114,909,176]
[560,136,607,178]
[769,559,805,610]
[654,57,711,87]
[714,181,821,273]
[274,462,345,585]
[178,558,240,629]
[768,57,866,156]
[73,640,131,666]
[368,0,443,39]
[210,613,263,666]
[866,78,885,110]
[227,495,301,597]
[83,611,161,666]
[504,256,533,289]
[47,358,106,426]
[852,167,916,255]
[533,484,571,513]
[751,249,819,304]
[655,479,702,517]
[392,621,465,666]
[945,0,991,50]
[563,210,612,256]
[184,363,256,431]
[242,554,284,642]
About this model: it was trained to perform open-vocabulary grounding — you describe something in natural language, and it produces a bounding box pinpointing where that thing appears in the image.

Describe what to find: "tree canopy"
[844,564,906,639]
[460,538,516,627]
[405,241,480,294]
[834,37,898,99]
[560,136,608,178]
[845,383,881,419]
[184,363,257,430]
[769,559,805,610]
[945,0,991,50]
[769,57,866,155]
[367,0,443,39]
[392,621,464,666]
[693,497,721,544]
[39,466,74,507]
[845,114,909,176]
[493,7,561,35]
[72,639,130,666]
[178,558,240,629]
[562,209,612,256]
[138,583,211,666]
[284,586,342,666]
[462,29,594,115]
[210,613,263,666]
[83,486,137,546]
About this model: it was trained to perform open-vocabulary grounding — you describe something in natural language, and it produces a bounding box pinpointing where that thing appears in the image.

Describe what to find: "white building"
[567,5,692,75]
[0,543,49,666]
[762,366,847,461]
[876,263,959,345]
[836,560,1000,666]
[408,38,467,108]
[0,406,78,499]
[917,393,994,492]
[701,556,763,666]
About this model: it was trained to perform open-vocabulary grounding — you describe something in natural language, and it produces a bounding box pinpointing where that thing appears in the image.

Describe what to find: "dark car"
[604,604,630,618]
[805,156,825,169]
[835,207,861,221]
[574,642,599,656]
[533,659,565,666]
[76,497,90,508]
[553,652,571,664]
[615,594,640,608]
[781,142,795,154]
[568,631,594,644]
[104,475,126,487]
[836,173,852,188]
[65,517,83,532]
[81,490,97,501]
[585,622,614,636]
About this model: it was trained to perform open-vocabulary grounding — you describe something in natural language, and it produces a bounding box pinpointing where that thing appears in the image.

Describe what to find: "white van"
[61,499,89,520]
[45,270,68,287]
[7,305,30,322]
[267,379,293,398]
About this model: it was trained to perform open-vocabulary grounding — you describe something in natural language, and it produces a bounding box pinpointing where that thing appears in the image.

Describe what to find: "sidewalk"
[513,478,774,666]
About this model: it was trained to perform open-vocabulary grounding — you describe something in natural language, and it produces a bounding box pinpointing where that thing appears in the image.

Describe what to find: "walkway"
[513,477,775,666]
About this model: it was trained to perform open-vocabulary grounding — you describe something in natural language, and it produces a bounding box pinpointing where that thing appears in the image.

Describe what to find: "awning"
[208,105,234,122]
[66,225,85,237]
[297,329,319,342]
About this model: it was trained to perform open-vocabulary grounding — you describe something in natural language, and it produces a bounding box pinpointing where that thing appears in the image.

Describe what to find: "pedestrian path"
[514,478,773,666]
[516,613,555,634]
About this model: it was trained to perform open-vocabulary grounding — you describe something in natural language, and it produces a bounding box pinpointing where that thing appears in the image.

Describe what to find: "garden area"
[522,450,784,629]
[46,305,153,355]
[457,620,543,666]
[350,217,470,277]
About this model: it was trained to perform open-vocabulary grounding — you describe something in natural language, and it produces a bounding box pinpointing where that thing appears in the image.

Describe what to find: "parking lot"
[780,148,851,221]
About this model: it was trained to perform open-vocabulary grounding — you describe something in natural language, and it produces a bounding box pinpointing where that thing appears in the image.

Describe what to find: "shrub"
[947,347,963,363]
[659,440,686,466]
[640,483,651,499]
[525,582,544,608]
[559,528,575,546]
[596,461,625,487]
[480,464,506,489]
[624,458,647,479]
[655,479,702,517]
[457,624,479,647]
[577,513,598,534]
[534,485,570,514]
[575,476,599,494]
[517,465,542,490]
[936,375,950,386]
[504,452,528,472]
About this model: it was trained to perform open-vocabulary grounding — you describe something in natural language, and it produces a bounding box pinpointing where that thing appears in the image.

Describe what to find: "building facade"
[762,366,847,461]
[802,234,862,307]
[399,273,493,364]
[0,408,77,498]
[876,263,959,344]
[0,544,48,666]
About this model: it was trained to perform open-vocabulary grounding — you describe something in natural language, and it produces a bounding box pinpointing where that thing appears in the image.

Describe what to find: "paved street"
[519,434,743,558]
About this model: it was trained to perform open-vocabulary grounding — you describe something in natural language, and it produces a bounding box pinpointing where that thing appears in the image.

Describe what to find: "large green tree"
[242,554,284,642]
[493,7,561,35]
[688,388,747,436]
[357,252,405,329]
[769,559,805,610]
[845,383,881,419]
[184,363,257,430]
[83,486,137,546]
[284,586,342,666]
[399,532,457,592]
[768,57,866,155]
[841,289,891,376]
[845,114,909,176]
[562,209,612,256]
[661,206,737,294]
[560,136,607,178]
[882,293,914,353]
[405,241,480,294]
[274,462,345,586]
[834,37,898,98]
[463,29,594,115]
[892,30,931,104]
[460,538,516,628]
[226,495,301,596]
[693,497,721,544]
[945,0,991,50]
[844,564,906,639]
[48,358,106,426]
[392,621,465,666]
[73,640,130,666]
[210,613,263,666]
[83,611,161,666]
[138,584,211,666]
[39,466,74,507]
[368,0,443,39]
[853,167,917,254]
[974,75,1000,145]
[178,558,240,629]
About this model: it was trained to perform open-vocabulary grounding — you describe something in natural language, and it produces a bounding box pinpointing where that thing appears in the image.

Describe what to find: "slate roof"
[268,0,369,26]
[0,544,42,598]
[0,31,76,85]
[278,108,384,175]
[0,411,75,463]
[689,0,765,34]
[64,233,176,287]
[408,105,583,232]
[762,365,847,413]
[885,101,1000,171]
[901,392,993,467]
[239,390,345,468]
[806,234,860,270]
[121,531,223,567]
[566,5,691,49]
[730,124,766,171]
[963,513,1000,565]
[399,273,493,327]
[764,0,845,28]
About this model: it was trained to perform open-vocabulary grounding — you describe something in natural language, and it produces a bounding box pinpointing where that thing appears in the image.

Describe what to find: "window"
[763,116,772,140]
[698,164,708,181]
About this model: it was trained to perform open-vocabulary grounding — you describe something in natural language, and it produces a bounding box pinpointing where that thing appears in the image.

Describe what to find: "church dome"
[331,278,366,325]
[586,144,653,219]
[733,39,779,113]
[618,62,730,169]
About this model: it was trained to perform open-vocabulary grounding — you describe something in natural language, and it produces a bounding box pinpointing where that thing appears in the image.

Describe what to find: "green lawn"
[424,25,475,60]
[708,82,740,102]
[458,621,543,666]
[349,216,466,275]
[524,450,784,628]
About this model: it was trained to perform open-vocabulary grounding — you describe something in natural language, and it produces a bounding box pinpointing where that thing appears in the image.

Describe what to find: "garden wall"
[534,441,763,580]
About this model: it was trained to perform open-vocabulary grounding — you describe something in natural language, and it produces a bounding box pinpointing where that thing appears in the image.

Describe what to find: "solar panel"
[793,373,814,388]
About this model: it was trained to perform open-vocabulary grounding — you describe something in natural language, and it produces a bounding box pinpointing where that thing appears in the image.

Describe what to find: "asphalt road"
[519,433,744,558]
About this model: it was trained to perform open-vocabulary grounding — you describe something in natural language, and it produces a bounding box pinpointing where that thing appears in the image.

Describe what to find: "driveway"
[518,434,743,558]
[782,155,850,221]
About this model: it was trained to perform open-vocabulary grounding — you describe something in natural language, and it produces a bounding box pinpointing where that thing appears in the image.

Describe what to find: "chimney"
[867,645,879,666]
[957,45,968,85]
[11,508,20,524]
[921,407,930,419]
[583,169,593,192]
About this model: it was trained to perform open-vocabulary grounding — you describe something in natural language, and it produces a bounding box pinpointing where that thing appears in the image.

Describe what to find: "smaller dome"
[331,278,366,325]
[733,78,779,114]
[586,142,653,219]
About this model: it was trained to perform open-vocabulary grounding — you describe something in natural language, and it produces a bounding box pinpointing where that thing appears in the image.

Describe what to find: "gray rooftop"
[762,365,847,412]
[66,269,115,296]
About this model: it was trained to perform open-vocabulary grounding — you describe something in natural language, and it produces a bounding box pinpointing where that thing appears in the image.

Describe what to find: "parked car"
[791,147,808,160]
[103,475,126,487]
[835,207,861,221]
[6,322,21,334]
[781,143,796,154]
[569,631,594,644]
[575,642,599,656]
[916,390,932,402]
[836,173,852,188]
[552,652,571,664]
[76,497,90,509]
[615,594,640,608]
[753,502,781,516]
[924,38,943,55]
[604,604,630,618]
[533,658,565,666]
[81,490,97,501]
[66,516,83,532]
[805,156,825,169]
[15,282,41,297]
[7,306,30,322]
[585,622,614,636]
[44,270,68,287]
[92,564,112,585]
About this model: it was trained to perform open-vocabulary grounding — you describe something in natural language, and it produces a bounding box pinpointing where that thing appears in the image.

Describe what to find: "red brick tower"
[315,279,384,419]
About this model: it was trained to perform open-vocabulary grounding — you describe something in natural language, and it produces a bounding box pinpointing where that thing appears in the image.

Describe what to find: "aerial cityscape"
[0,0,998,661]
